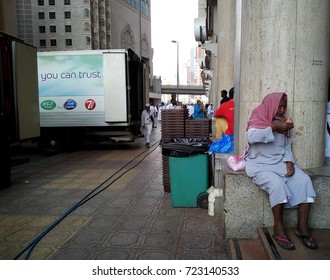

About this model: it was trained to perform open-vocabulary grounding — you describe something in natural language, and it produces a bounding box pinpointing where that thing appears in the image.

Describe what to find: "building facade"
[12,0,151,66]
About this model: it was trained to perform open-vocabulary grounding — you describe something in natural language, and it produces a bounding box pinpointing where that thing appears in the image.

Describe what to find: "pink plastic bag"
[227,155,246,171]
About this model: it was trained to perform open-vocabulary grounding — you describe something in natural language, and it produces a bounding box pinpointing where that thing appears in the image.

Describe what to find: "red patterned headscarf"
[247,92,287,130]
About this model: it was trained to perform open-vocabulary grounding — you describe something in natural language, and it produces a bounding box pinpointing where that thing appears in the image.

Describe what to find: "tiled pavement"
[0,126,230,260]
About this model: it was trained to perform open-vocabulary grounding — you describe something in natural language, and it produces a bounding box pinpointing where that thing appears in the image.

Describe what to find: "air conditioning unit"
[194,17,208,43]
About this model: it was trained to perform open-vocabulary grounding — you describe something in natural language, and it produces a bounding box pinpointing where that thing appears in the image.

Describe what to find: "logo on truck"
[40,100,56,110]
[85,98,96,110]
[64,99,77,110]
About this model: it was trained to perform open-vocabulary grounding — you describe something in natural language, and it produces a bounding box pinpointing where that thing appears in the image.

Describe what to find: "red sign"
[85,99,96,110]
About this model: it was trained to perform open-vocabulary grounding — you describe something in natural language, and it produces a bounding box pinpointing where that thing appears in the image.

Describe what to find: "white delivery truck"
[38,49,149,154]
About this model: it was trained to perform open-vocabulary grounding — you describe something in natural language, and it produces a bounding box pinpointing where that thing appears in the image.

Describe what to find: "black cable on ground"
[13,141,160,260]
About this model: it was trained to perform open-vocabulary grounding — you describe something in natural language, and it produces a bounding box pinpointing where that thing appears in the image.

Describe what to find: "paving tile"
[118,218,149,231]
[143,232,179,248]
[69,230,105,246]
[52,247,91,260]
[4,228,40,243]
[93,249,131,260]
[107,232,140,246]
[150,218,180,231]
[181,233,214,249]
[135,250,173,260]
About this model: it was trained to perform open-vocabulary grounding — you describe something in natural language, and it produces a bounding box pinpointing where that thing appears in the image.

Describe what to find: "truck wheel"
[197,192,209,209]
[40,136,61,155]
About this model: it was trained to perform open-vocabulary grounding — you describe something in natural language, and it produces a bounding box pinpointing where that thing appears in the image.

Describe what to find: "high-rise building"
[13,0,151,66]
[188,46,204,86]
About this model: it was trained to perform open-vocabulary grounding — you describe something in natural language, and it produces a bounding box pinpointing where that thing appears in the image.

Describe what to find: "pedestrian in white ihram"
[158,103,164,122]
[207,103,214,118]
[187,103,194,118]
[150,104,158,128]
[141,104,153,148]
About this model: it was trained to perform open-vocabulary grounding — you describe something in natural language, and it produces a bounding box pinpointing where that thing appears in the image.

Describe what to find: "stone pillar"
[215,0,236,108]
[237,0,330,168]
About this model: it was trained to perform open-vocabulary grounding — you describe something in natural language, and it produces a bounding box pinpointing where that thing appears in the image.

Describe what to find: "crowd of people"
[140,87,235,148]
[140,97,216,148]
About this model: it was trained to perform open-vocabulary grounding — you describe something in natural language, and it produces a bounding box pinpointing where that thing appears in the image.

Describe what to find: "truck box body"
[1,31,40,186]
[37,49,148,152]
[13,41,40,141]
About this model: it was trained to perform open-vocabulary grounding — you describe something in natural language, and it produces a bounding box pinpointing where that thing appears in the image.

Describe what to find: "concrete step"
[230,227,330,260]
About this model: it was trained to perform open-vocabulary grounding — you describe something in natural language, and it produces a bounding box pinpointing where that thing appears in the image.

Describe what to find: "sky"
[151,0,199,83]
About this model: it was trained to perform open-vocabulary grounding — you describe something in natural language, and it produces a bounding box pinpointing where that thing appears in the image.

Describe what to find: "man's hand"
[272,119,294,133]
[285,161,295,177]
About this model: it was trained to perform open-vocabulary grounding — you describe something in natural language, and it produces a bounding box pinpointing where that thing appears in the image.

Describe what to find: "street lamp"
[171,40,179,101]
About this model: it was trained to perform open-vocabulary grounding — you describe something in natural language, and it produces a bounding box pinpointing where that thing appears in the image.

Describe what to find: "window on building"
[65,25,72,32]
[84,22,90,32]
[141,0,150,17]
[38,12,45,19]
[50,39,57,46]
[123,30,133,50]
[65,39,72,46]
[127,0,138,9]
[49,0,55,5]
[84,36,91,45]
[49,12,56,19]
[83,8,89,17]
[39,26,46,33]
[50,26,56,33]
[39,39,46,47]
[64,0,70,5]
[141,38,149,58]
[64,11,71,18]
[38,0,44,5]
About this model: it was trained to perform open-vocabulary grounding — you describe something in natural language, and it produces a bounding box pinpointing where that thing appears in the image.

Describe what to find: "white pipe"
[207,186,222,216]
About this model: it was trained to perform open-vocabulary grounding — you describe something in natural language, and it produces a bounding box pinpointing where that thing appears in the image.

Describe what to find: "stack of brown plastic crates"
[161,109,187,142]
[185,118,212,138]
[161,108,211,192]
[161,109,187,192]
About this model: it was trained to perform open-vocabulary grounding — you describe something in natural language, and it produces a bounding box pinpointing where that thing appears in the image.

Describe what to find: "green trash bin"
[169,154,209,207]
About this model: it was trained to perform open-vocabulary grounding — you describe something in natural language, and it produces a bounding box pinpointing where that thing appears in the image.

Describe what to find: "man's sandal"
[272,234,296,250]
[295,232,318,249]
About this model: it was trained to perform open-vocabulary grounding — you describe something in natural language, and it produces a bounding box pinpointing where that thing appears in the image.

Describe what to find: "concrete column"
[215,0,236,108]
[237,0,330,168]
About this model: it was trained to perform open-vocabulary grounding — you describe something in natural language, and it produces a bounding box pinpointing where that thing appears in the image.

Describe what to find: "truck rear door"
[103,51,128,123]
